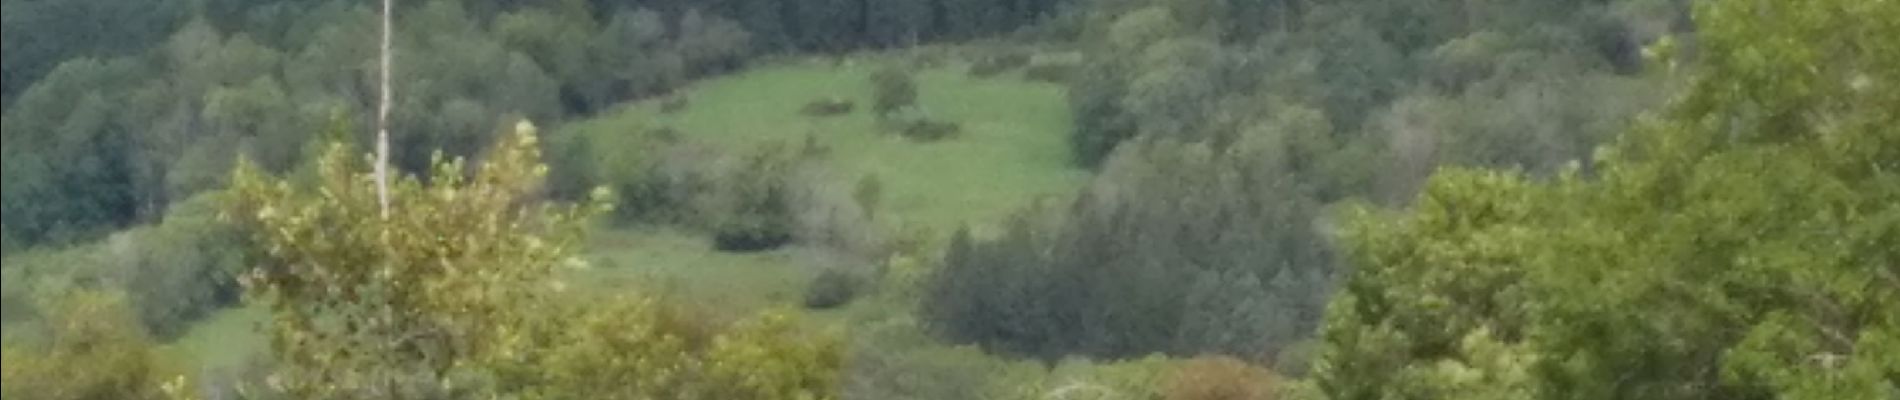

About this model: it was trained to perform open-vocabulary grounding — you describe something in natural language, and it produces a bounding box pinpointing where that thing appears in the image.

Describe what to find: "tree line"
[1,0,1075,252]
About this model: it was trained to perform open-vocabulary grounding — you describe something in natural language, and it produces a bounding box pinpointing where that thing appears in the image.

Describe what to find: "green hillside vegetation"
[158,53,1090,378]
[3,0,1896,399]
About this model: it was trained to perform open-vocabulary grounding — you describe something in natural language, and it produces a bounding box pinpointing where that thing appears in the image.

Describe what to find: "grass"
[565,228,814,318]
[567,58,1087,237]
[557,57,1087,319]
[163,304,266,374]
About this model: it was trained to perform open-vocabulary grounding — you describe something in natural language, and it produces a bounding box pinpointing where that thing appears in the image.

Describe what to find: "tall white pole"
[376,0,392,218]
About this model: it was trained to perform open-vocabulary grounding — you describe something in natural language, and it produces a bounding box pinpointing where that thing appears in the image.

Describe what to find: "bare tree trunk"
[376,0,393,218]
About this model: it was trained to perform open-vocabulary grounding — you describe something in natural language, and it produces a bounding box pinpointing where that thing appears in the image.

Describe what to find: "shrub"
[659,95,691,113]
[1018,356,1174,400]
[785,168,888,261]
[696,310,844,399]
[801,97,856,116]
[900,119,962,142]
[885,107,961,142]
[844,319,1041,400]
[804,268,862,309]
[0,194,243,340]
[1166,356,1278,400]
[1024,61,1079,83]
[119,195,244,339]
[869,66,917,116]
[853,174,883,220]
[707,144,800,252]
[0,291,190,400]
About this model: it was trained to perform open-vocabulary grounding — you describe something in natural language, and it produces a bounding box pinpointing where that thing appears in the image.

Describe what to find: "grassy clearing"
[557,57,1086,320]
[569,58,1086,236]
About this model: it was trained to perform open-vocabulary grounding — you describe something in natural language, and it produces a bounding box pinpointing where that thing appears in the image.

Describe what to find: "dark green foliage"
[675,9,753,76]
[1067,61,1138,168]
[802,97,858,117]
[865,0,934,48]
[660,95,691,113]
[804,268,862,309]
[0,0,183,103]
[1062,0,1659,176]
[924,135,1334,362]
[117,196,245,339]
[1,58,148,245]
[1000,0,1671,368]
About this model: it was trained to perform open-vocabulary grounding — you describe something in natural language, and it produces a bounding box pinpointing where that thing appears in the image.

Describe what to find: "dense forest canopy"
[1,0,1894,399]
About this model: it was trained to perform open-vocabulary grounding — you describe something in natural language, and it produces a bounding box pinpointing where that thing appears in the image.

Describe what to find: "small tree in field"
[1166,356,1279,400]
[869,66,917,117]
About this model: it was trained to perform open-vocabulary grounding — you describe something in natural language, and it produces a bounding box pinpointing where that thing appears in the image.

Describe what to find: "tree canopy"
[1316,0,1900,398]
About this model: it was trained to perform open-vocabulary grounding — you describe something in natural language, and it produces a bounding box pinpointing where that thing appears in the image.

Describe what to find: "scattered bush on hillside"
[804,268,863,309]
[969,49,1032,77]
[801,97,856,117]
[787,170,888,260]
[800,132,834,158]
[546,122,663,221]
[660,95,691,114]
[707,144,801,252]
[899,119,963,142]
[869,66,918,117]
[853,174,883,220]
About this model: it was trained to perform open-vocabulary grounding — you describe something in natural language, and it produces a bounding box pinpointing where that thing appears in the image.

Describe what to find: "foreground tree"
[1316,0,1900,399]
[225,120,840,399]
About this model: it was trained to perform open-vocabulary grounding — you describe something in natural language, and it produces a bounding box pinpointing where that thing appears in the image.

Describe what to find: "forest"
[0,0,1894,399]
